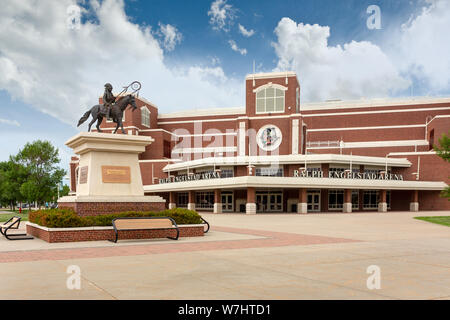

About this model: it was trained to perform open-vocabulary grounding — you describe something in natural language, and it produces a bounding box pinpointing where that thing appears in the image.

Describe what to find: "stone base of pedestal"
[58,195,165,217]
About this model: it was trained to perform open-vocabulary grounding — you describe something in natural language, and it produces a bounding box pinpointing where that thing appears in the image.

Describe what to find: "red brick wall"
[246,75,299,117]
[419,191,450,210]
[27,224,204,243]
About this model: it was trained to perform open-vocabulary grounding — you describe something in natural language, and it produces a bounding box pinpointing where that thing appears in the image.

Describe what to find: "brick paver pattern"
[0,226,358,263]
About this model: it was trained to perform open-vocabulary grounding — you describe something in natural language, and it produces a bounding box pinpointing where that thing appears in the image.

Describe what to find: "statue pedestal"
[58,132,165,216]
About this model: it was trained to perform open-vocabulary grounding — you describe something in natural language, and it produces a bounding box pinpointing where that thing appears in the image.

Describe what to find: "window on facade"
[255,167,283,177]
[429,129,434,151]
[363,190,379,209]
[141,107,150,127]
[163,140,171,158]
[220,169,234,178]
[195,191,214,209]
[352,190,359,209]
[302,167,321,173]
[256,87,285,113]
[386,191,391,209]
[364,169,380,175]
[177,192,188,208]
[328,190,344,209]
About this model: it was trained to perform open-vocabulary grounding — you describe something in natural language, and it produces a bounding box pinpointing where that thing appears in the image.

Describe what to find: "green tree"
[13,140,66,209]
[0,160,28,210]
[433,131,450,199]
[59,184,70,198]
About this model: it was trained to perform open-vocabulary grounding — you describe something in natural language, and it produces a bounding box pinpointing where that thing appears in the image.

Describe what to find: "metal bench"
[200,216,210,233]
[110,217,179,243]
[0,216,34,240]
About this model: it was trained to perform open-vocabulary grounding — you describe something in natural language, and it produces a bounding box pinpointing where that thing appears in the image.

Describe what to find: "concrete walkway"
[0,211,449,299]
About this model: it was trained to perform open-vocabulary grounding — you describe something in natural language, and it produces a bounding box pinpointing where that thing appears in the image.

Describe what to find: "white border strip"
[307,140,429,149]
[302,107,450,118]
[307,124,425,132]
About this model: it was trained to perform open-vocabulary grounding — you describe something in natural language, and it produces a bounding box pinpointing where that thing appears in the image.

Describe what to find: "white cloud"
[0,0,244,126]
[157,23,182,52]
[272,18,410,102]
[395,0,450,92]
[208,0,235,32]
[228,40,247,56]
[238,24,255,37]
[0,118,20,127]
[272,1,450,102]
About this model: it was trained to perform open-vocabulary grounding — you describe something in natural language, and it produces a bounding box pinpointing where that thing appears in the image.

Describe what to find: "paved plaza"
[1,211,449,300]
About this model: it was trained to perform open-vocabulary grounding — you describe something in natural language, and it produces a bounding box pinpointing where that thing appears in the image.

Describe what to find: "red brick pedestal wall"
[58,201,166,217]
[27,223,204,243]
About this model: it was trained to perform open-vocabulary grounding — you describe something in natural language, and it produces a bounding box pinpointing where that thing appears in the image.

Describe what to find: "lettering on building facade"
[293,170,403,180]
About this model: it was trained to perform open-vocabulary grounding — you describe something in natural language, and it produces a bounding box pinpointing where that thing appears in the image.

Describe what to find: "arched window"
[254,84,286,113]
[141,106,150,127]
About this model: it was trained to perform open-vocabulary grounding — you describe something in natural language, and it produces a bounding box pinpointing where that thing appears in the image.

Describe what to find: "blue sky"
[0,0,448,173]
[124,0,420,76]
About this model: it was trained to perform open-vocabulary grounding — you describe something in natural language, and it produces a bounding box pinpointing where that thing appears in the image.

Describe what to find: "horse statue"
[77,94,137,134]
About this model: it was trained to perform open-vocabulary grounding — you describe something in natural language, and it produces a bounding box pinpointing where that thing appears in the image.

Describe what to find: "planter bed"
[26,222,205,243]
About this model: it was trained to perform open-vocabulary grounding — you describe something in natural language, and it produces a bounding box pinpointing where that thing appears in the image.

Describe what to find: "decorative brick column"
[297,188,307,214]
[246,187,256,214]
[321,163,329,178]
[343,189,352,213]
[169,192,176,209]
[410,190,419,212]
[188,190,195,211]
[214,189,222,214]
[378,190,387,212]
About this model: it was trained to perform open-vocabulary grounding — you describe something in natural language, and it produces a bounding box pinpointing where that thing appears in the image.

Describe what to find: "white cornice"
[162,154,411,172]
[158,107,245,119]
[144,176,447,193]
[245,71,297,80]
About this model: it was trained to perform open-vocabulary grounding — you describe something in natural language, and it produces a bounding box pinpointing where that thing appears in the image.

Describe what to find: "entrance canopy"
[144,175,446,193]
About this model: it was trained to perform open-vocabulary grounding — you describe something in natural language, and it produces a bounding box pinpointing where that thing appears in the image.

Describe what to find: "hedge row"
[28,208,203,228]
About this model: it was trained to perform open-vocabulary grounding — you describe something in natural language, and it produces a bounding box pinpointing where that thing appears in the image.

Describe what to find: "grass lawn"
[415,216,450,227]
[0,212,29,222]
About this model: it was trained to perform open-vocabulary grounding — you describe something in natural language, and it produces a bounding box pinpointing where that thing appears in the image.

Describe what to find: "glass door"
[307,190,321,212]
[256,194,268,212]
[221,192,234,212]
[256,191,283,212]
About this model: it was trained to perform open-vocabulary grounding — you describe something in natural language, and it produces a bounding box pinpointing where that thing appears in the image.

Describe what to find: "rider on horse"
[103,83,116,120]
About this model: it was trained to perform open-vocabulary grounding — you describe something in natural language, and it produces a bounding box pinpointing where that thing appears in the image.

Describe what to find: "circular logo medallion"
[257,125,282,151]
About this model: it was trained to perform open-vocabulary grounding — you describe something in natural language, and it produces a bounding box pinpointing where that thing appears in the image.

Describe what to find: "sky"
[0,0,449,173]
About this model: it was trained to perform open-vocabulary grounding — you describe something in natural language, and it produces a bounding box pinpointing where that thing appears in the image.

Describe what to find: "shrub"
[28,207,203,228]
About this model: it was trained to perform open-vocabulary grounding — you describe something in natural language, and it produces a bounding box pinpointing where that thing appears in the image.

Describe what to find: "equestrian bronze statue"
[77,81,141,134]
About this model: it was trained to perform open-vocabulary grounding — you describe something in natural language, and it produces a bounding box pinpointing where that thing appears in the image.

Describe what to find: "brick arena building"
[70,71,450,214]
